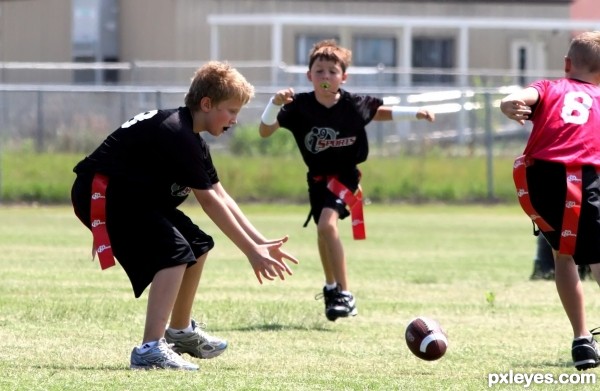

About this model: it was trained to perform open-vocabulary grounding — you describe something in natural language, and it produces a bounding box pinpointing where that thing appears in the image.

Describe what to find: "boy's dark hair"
[308,39,352,72]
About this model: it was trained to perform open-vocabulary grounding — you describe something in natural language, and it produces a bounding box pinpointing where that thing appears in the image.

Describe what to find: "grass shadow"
[30,364,127,371]
[229,323,333,332]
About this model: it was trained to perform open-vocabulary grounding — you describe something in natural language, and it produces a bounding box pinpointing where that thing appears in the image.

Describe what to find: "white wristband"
[261,98,282,125]
[391,106,419,121]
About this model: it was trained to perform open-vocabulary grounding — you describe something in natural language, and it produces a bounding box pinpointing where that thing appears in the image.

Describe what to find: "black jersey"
[73,107,219,208]
[277,89,383,176]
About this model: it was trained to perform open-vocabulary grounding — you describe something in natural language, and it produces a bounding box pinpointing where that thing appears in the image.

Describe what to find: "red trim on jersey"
[90,173,116,269]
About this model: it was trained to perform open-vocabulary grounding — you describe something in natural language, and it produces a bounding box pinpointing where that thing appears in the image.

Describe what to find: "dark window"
[518,47,527,86]
[352,36,397,86]
[412,37,455,85]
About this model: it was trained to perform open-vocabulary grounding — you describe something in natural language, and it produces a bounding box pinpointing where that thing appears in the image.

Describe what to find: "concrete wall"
[0,0,587,85]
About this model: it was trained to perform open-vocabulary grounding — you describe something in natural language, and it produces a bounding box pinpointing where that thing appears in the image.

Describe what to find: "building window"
[352,36,397,86]
[72,0,119,84]
[511,40,546,87]
[412,37,455,85]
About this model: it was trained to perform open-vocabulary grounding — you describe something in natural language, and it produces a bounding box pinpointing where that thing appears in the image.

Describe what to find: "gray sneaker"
[165,319,228,359]
[130,338,199,370]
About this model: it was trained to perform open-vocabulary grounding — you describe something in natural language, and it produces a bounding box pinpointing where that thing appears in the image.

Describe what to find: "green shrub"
[0,151,518,204]
[229,124,298,156]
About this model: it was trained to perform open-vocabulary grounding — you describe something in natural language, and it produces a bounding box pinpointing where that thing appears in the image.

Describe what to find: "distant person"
[530,234,591,281]
[500,31,600,370]
[530,235,555,280]
[258,39,434,321]
[71,61,299,370]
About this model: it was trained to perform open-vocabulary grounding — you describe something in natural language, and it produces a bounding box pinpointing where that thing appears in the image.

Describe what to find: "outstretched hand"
[500,99,532,125]
[248,241,298,284]
[265,236,299,276]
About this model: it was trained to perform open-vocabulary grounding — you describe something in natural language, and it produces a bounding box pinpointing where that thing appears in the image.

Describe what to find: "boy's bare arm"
[193,188,293,282]
[212,182,266,243]
[500,87,539,125]
[258,122,279,138]
[193,187,256,253]
[212,182,299,270]
[259,88,295,138]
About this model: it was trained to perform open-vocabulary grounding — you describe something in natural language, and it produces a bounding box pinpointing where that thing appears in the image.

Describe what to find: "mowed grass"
[1,204,599,390]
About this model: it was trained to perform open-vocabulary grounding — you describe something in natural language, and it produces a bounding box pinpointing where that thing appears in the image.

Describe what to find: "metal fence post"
[36,90,44,153]
[484,91,494,200]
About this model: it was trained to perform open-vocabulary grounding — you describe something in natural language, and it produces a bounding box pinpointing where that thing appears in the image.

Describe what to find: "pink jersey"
[524,78,600,165]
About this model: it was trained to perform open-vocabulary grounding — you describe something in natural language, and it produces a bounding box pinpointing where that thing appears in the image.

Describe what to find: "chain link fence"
[0,84,529,153]
[0,63,537,201]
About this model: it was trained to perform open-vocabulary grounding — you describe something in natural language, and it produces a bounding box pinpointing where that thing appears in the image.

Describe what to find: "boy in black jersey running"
[259,40,434,321]
[71,61,298,370]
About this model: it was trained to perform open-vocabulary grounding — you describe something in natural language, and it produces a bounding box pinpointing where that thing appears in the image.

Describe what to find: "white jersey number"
[561,92,592,125]
[120,110,159,128]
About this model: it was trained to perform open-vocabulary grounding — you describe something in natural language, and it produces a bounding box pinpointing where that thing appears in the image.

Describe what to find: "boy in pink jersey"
[500,31,600,371]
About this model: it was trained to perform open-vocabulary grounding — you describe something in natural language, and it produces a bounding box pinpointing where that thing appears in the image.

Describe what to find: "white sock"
[325,283,337,291]
[138,340,158,353]
[168,323,193,334]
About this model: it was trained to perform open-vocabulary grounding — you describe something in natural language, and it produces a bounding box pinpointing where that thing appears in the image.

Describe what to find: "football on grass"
[405,316,448,361]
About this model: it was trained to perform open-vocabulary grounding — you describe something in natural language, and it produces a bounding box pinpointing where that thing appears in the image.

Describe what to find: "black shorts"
[526,160,600,265]
[306,169,360,225]
[71,174,214,297]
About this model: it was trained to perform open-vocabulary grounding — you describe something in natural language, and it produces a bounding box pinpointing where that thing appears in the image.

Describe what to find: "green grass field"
[1,204,599,390]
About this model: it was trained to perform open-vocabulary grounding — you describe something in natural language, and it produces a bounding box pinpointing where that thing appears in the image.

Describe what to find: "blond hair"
[567,31,600,73]
[308,39,352,72]
[184,61,255,110]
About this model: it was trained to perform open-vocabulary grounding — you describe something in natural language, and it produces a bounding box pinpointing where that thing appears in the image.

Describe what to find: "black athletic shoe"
[316,286,357,321]
[529,263,554,281]
[529,269,555,280]
[572,328,600,371]
[315,286,336,319]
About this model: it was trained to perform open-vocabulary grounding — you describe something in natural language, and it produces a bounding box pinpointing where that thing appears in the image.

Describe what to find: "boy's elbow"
[258,124,276,138]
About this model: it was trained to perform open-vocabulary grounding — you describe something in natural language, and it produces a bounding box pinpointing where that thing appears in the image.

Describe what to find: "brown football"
[405,316,448,361]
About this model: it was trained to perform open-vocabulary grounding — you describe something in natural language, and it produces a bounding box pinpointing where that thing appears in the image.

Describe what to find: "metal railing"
[0,62,541,201]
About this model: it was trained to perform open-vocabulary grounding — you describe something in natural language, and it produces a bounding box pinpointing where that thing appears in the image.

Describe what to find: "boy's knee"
[317,221,337,237]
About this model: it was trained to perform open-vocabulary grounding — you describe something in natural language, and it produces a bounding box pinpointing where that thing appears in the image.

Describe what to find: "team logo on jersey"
[304,127,356,154]
[171,183,191,197]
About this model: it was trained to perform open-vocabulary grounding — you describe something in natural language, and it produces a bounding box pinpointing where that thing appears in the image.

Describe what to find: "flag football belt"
[90,173,116,269]
[304,174,366,240]
[326,177,366,240]
[513,155,582,255]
